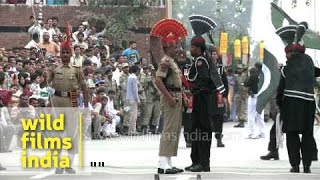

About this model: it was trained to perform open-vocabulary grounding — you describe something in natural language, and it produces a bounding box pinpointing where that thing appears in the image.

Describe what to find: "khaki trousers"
[159,93,183,157]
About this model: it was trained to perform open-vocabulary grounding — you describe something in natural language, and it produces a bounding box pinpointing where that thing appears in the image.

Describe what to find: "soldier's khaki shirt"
[156,54,182,89]
[137,72,146,100]
[51,64,86,92]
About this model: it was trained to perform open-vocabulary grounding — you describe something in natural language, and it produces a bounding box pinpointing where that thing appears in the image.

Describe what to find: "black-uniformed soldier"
[211,47,228,147]
[186,36,225,172]
[277,42,315,173]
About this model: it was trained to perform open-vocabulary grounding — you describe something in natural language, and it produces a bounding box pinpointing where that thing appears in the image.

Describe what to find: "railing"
[0,0,166,7]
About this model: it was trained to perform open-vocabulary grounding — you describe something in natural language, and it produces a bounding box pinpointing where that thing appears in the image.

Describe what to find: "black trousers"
[213,114,223,140]
[286,131,313,167]
[268,120,277,152]
[190,91,213,168]
[191,129,212,167]
[183,111,192,144]
[268,119,318,159]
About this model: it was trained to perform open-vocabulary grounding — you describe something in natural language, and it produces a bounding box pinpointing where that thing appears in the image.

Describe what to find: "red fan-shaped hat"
[150,19,188,44]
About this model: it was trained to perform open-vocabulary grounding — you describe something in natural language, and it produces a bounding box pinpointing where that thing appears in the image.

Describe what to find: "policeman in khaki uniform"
[45,40,88,174]
[234,64,248,128]
[136,68,147,132]
[119,63,130,134]
[142,65,161,134]
[151,19,189,174]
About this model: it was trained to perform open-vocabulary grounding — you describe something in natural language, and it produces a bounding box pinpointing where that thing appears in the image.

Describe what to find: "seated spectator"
[104,90,123,137]
[70,45,84,67]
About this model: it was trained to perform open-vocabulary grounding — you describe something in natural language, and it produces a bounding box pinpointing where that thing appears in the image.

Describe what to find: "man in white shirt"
[70,45,84,67]
[101,90,123,137]
[0,106,16,153]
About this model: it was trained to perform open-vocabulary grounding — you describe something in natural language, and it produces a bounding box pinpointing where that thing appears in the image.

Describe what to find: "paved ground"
[0,121,320,179]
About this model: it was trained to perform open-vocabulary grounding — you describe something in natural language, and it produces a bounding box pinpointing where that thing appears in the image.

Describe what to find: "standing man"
[45,37,88,174]
[126,65,140,136]
[234,65,248,128]
[151,19,188,174]
[122,41,140,65]
[245,63,265,139]
[186,36,225,172]
[136,66,147,133]
[211,47,228,148]
[142,65,161,134]
[119,63,130,135]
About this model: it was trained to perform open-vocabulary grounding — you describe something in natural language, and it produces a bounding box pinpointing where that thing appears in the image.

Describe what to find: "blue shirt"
[126,74,139,101]
[122,48,140,65]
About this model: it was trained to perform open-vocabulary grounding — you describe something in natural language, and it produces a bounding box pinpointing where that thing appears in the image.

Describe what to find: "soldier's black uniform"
[212,59,228,147]
[277,51,315,173]
[187,55,225,172]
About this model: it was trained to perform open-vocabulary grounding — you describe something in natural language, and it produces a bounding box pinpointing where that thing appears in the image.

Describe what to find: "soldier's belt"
[167,87,182,92]
[54,91,71,97]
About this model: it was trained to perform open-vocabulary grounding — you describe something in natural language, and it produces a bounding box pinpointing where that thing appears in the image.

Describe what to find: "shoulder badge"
[197,60,203,66]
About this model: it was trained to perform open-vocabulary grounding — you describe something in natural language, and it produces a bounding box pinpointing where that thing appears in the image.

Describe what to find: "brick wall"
[0,4,166,63]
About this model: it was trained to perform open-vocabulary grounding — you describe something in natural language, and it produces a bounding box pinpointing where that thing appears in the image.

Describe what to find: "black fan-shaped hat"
[189,15,218,36]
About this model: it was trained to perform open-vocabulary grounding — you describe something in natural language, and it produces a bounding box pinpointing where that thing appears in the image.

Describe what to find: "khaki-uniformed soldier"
[151,18,188,174]
[45,41,88,174]
[234,64,248,128]
[119,63,130,133]
[155,45,184,174]
[136,70,146,132]
[142,65,161,134]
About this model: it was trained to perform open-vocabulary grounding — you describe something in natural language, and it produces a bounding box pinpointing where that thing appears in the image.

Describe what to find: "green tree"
[78,0,157,48]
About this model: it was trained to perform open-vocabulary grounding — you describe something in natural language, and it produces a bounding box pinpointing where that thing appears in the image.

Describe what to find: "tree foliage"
[78,0,158,47]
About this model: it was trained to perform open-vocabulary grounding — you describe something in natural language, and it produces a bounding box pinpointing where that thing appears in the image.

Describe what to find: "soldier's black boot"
[234,121,244,128]
[149,125,157,134]
[260,151,279,160]
[141,125,148,135]
[189,164,210,172]
[290,166,300,173]
[185,163,196,171]
[121,126,129,135]
[215,134,225,148]
[303,166,311,173]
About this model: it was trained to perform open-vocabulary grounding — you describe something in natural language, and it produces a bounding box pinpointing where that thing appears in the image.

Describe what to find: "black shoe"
[141,125,148,135]
[190,164,208,172]
[157,168,178,174]
[149,125,157,134]
[65,168,76,174]
[234,122,244,128]
[121,126,129,135]
[172,167,184,173]
[0,163,6,171]
[55,168,64,174]
[290,166,300,173]
[217,139,225,147]
[185,164,196,171]
[260,151,279,160]
[303,166,311,173]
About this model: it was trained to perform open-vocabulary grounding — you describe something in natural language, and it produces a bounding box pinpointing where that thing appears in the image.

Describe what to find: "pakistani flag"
[271,2,320,50]
[250,0,284,114]
[256,49,280,114]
